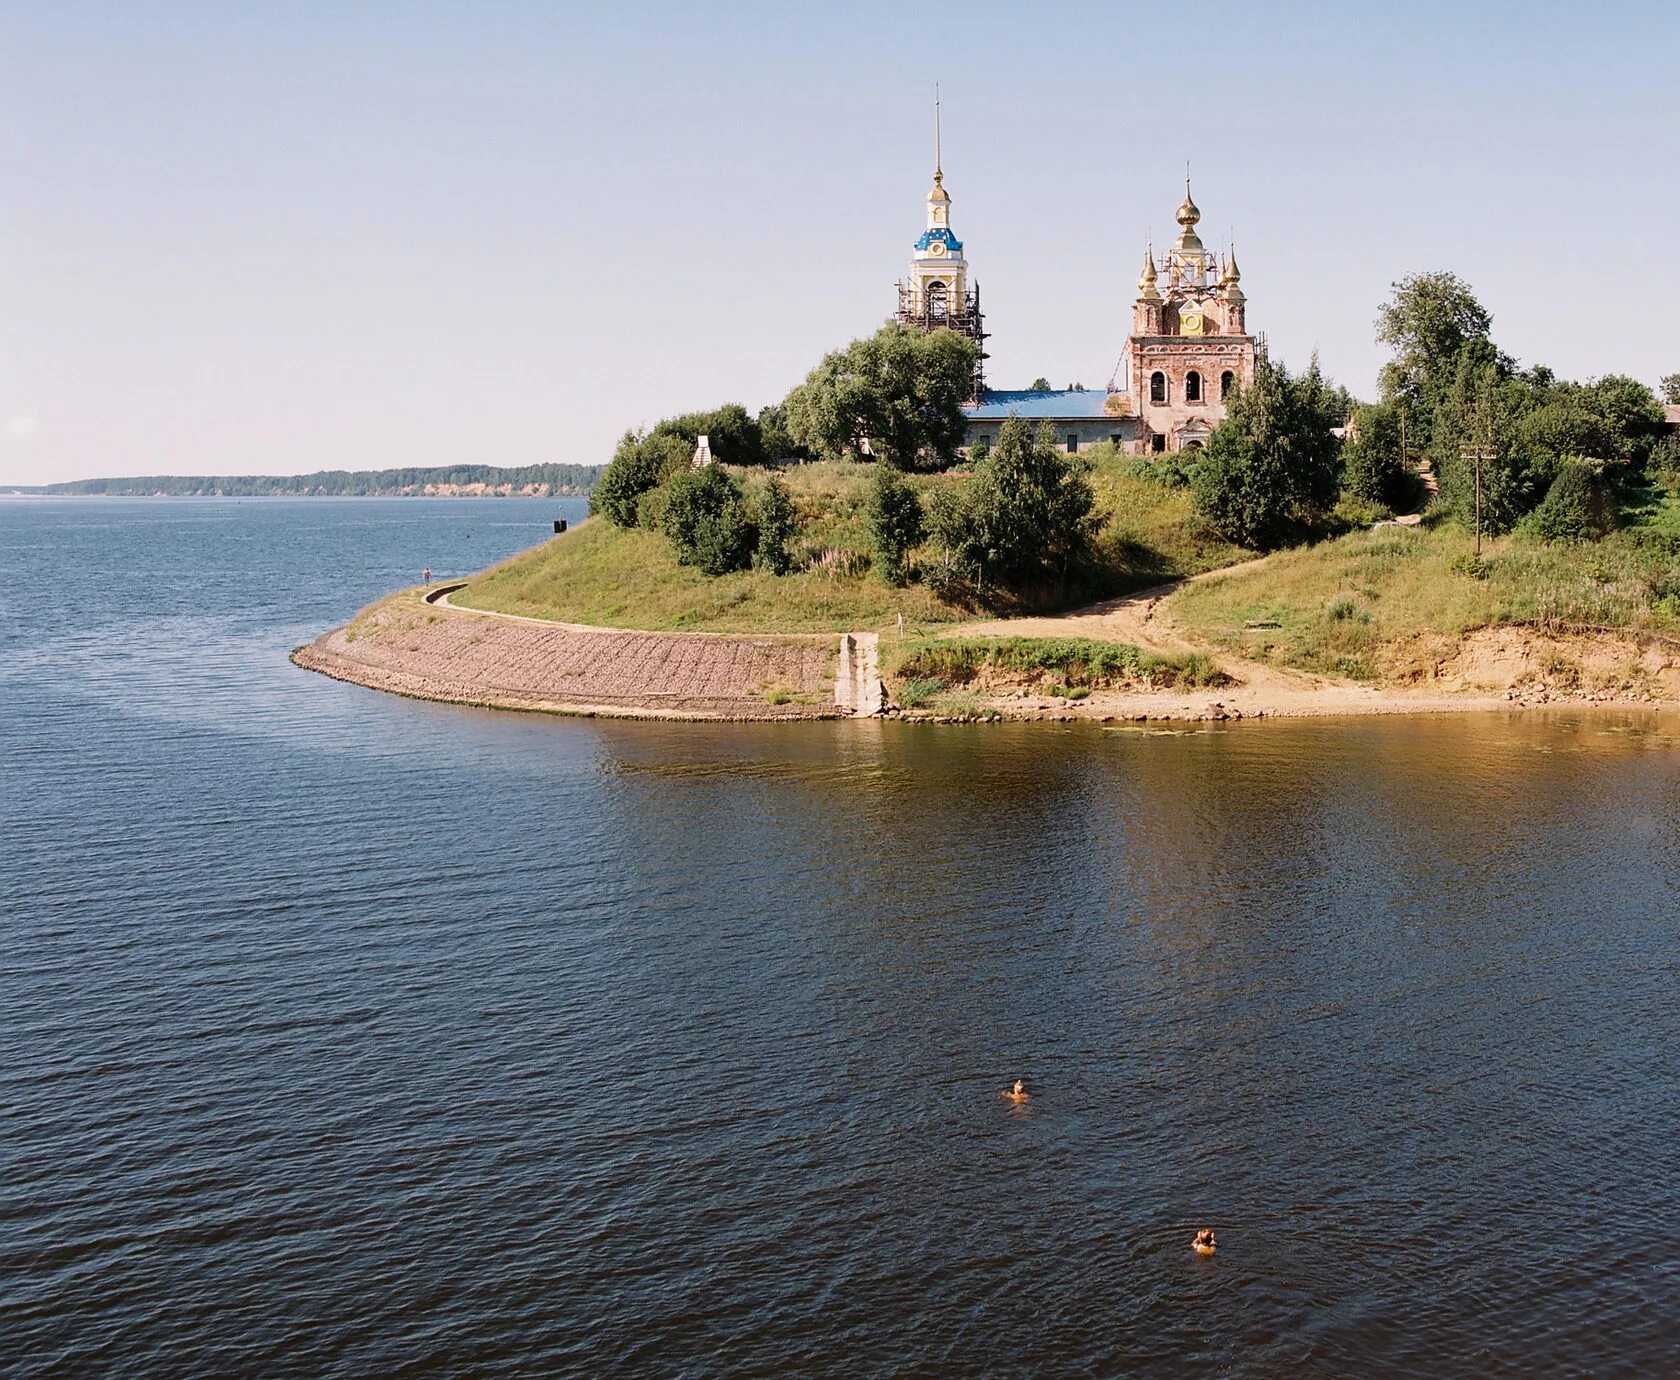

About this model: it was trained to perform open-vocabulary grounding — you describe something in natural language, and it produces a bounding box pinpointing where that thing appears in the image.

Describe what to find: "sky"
[2,1,1677,485]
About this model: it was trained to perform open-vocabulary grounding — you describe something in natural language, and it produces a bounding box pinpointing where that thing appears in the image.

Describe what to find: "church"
[893,144,1262,457]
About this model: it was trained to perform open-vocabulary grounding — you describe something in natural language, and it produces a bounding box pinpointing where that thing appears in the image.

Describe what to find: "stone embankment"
[293,588,846,721]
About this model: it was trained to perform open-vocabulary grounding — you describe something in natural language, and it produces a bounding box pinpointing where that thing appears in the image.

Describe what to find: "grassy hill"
[1170,486,1680,682]
[452,452,1251,634]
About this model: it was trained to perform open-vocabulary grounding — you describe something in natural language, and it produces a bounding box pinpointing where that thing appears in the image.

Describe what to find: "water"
[3,498,1679,1377]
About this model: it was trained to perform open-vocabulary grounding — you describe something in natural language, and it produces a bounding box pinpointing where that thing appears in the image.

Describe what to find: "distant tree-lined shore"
[8,463,603,498]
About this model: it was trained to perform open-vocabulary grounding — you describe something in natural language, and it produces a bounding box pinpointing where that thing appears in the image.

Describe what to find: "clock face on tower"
[1181,308,1204,336]
[926,240,947,257]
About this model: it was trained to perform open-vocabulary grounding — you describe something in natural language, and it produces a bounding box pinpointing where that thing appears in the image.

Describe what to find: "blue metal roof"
[914,227,963,253]
[964,389,1124,421]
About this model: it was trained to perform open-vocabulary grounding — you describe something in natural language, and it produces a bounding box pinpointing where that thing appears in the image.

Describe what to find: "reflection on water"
[3,499,1680,1376]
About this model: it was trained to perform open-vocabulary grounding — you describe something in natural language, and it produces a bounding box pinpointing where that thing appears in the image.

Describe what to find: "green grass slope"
[1171,490,1680,681]
[453,452,1251,634]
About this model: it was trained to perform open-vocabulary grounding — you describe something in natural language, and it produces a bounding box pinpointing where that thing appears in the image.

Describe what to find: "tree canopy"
[1191,357,1344,547]
[926,414,1096,597]
[1375,271,1499,446]
[783,324,978,471]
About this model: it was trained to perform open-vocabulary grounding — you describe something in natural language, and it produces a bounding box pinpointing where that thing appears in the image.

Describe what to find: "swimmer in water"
[1005,1079,1028,1102]
[1192,1229,1217,1255]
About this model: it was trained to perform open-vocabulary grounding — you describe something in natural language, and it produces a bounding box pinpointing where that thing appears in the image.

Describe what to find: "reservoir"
[4,498,1678,1375]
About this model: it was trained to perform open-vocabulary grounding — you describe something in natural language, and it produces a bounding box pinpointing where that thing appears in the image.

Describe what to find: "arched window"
[1185,371,1202,403]
[925,281,949,319]
[1220,370,1235,401]
[1150,371,1167,403]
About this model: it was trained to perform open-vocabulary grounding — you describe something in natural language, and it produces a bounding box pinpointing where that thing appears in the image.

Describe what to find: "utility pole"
[1474,449,1483,557]
[1461,387,1495,558]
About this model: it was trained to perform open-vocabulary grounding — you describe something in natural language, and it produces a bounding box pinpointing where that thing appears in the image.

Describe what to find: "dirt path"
[951,558,1340,697]
[929,559,1520,721]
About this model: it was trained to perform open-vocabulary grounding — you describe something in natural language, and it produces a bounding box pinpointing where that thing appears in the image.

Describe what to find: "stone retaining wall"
[294,595,842,721]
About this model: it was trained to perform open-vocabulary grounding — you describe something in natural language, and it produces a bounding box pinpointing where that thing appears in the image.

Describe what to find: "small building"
[963,389,1135,456]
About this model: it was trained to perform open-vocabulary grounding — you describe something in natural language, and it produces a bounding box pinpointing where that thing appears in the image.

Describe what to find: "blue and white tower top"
[906,90,968,314]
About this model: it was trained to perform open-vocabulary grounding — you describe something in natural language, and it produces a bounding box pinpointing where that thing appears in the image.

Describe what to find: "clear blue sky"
[3,1,1676,484]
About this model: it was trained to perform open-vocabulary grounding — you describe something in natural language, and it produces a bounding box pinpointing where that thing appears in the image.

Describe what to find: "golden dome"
[1176,179,1200,227]
[1137,244,1162,300]
[928,171,950,203]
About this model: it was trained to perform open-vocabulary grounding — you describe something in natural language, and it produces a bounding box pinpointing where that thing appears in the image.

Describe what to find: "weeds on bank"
[1171,510,1680,682]
[887,636,1229,691]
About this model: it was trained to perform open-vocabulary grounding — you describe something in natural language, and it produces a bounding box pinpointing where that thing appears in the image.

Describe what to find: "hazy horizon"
[4,1,1676,486]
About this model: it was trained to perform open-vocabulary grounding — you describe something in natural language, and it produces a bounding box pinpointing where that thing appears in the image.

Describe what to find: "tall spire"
[934,84,943,185]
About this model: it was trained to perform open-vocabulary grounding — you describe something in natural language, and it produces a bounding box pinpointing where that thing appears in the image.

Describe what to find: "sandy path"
[929,560,1522,721]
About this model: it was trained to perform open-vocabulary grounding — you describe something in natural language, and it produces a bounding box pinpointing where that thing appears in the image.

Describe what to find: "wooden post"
[1474,450,1483,557]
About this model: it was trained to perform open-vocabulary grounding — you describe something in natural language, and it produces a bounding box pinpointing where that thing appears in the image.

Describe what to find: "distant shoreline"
[6,462,602,500]
[1,489,590,499]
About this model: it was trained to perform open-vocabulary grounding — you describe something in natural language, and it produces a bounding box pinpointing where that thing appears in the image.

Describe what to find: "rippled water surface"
[4,498,1680,1377]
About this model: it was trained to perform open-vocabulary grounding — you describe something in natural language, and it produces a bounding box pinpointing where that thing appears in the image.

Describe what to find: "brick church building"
[890,150,1262,456]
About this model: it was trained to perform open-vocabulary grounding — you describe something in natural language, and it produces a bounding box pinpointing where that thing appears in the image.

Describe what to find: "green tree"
[1342,401,1414,509]
[1375,272,1496,443]
[1029,377,1052,391]
[660,465,754,574]
[1191,356,1344,547]
[591,430,689,527]
[1661,374,1680,405]
[1429,353,1534,535]
[866,465,924,586]
[928,414,1097,596]
[1573,374,1666,467]
[784,324,978,470]
[752,475,799,574]
[653,403,767,468]
[754,402,813,464]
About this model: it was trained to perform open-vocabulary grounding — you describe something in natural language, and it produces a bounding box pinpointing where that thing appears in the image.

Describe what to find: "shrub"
[661,465,755,574]
[591,431,689,527]
[867,466,925,586]
[1326,594,1371,624]
[894,676,946,709]
[753,476,799,574]
[1527,459,1617,543]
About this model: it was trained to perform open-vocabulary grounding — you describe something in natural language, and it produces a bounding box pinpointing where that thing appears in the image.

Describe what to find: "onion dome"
[1176,178,1201,227]
[1137,244,1162,300]
[1222,244,1245,301]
